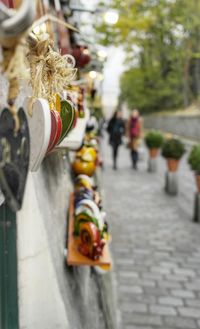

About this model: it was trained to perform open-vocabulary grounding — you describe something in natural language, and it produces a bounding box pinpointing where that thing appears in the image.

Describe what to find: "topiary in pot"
[188,144,200,193]
[145,130,164,158]
[162,138,185,172]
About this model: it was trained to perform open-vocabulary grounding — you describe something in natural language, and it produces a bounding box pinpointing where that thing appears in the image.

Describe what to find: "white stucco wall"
[17,172,70,329]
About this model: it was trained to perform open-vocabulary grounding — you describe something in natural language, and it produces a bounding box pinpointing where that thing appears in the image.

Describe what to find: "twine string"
[26,32,77,115]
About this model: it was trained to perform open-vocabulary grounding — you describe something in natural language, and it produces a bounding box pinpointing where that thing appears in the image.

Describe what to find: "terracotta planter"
[195,174,200,193]
[167,158,179,172]
[149,148,159,158]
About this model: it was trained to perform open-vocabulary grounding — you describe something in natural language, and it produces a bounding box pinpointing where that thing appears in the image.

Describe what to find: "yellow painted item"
[49,102,54,111]
[72,159,96,177]
[55,93,61,113]
[73,146,97,176]
[76,146,97,162]
[75,180,93,191]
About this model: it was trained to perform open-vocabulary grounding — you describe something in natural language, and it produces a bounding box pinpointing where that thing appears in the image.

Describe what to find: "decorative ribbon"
[26,32,77,116]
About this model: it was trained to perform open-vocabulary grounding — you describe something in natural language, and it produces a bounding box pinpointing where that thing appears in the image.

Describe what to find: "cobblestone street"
[102,140,200,329]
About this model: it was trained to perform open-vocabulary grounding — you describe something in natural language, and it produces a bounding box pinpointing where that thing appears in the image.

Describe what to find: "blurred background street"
[103,139,200,329]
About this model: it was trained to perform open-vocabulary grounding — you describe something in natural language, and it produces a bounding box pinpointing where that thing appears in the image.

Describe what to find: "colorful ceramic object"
[72,170,108,261]
[75,199,104,230]
[76,146,97,162]
[75,174,94,185]
[0,107,30,211]
[74,211,99,236]
[78,222,105,260]
[74,174,94,191]
[74,188,94,206]
[72,146,97,176]
[72,160,96,177]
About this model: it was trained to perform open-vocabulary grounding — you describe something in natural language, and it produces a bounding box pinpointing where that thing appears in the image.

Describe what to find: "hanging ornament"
[47,109,62,154]
[0,107,29,211]
[58,100,76,143]
[23,97,51,171]
[24,32,77,164]
[0,30,30,210]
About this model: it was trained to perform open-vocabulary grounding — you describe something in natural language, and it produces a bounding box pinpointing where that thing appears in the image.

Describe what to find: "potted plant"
[161,138,185,172]
[145,130,164,158]
[188,144,200,193]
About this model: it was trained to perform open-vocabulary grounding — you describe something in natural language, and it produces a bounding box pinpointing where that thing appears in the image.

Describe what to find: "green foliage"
[145,130,164,149]
[120,67,183,113]
[161,138,185,160]
[188,144,200,174]
[96,0,200,113]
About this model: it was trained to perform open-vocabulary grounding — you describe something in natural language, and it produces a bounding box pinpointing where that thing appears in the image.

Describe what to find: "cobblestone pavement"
[102,140,200,329]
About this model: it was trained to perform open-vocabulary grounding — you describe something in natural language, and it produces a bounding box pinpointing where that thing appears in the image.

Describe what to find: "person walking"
[127,109,142,169]
[107,111,125,170]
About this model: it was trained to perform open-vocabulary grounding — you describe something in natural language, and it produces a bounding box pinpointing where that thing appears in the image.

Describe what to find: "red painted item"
[47,110,63,153]
[1,0,13,7]
[8,0,14,8]
[78,222,105,260]
[48,110,62,151]
[47,110,57,153]
[71,46,91,68]
[73,109,78,128]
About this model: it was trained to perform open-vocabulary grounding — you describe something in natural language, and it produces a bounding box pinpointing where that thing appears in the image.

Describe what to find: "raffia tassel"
[26,32,77,109]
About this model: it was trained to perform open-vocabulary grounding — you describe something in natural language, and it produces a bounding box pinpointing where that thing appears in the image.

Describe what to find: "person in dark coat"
[107,111,125,170]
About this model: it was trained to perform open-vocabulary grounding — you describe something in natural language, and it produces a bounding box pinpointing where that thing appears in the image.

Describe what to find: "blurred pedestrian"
[127,109,142,169]
[107,111,125,170]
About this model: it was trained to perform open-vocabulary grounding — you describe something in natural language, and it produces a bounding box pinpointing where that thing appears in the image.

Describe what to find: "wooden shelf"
[66,193,112,268]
